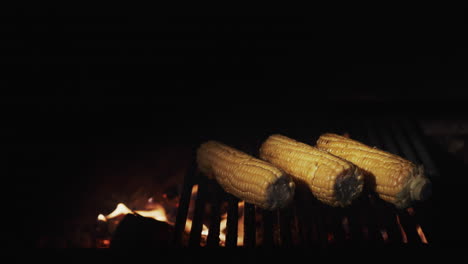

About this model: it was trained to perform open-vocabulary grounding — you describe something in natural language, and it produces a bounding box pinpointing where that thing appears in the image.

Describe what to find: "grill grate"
[173,118,438,247]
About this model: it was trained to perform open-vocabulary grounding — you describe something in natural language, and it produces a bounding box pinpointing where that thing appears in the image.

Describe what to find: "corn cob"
[316,133,432,209]
[259,134,364,207]
[196,140,295,210]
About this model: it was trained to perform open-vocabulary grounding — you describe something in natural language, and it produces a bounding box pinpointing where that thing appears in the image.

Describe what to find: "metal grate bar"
[279,206,294,247]
[262,210,275,247]
[402,119,440,178]
[188,177,208,247]
[377,119,401,155]
[361,194,385,243]
[174,118,437,248]
[173,158,196,246]
[292,187,308,246]
[390,119,421,164]
[377,200,403,244]
[362,120,380,148]
[225,194,239,248]
[243,202,256,247]
[206,182,223,247]
[356,120,384,244]
[314,204,329,248]
[397,210,422,244]
[326,207,346,246]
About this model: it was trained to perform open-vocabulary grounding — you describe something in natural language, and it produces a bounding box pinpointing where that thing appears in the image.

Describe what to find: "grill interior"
[173,118,440,248]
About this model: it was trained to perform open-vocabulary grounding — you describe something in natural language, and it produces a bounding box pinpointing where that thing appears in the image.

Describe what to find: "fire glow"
[97,184,230,247]
[211,201,244,247]
[184,184,210,244]
[96,185,430,247]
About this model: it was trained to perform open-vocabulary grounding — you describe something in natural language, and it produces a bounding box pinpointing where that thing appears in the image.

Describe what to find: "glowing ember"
[96,239,111,248]
[96,183,213,247]
[380,229,389,242]
[416,224,429,244]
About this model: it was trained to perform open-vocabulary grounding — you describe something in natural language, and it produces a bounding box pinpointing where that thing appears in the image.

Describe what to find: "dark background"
[3,9,466,248]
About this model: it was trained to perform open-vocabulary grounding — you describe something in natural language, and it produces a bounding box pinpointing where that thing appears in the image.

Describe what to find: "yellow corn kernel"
[259,134,364,207]
[197,141,295,210]
[316,133,431,209]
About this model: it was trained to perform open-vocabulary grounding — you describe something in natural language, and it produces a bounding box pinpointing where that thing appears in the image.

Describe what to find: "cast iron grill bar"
[377,119,401,155]
[323,206,345,246]
[262,210,274,247]
[172,119,436,247]
[237,141,259,248]
[370,121,407,244]
[401,119,436,243]
[225,194,238,248]
[206,181,223,247]
[359,120,386,244]
[346,119,378,245]
[279,205,294,246]
[402,119,440,178]
[390,119,421,164]
[408,207,433,244]
[363,119,381,148]
[188,175,208,247]
[289,204,301,246]
[314,202,329,248]
[397,209,422,244]
[173,157,196,246]
[389,119,429,244]
[363,194,384,243]
[293,185,311,246]
[380,120,428,244]
[243,202,256,247]
[297,202,312,247]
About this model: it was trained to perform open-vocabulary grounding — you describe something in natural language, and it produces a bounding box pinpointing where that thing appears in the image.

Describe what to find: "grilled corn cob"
[259,134,364,207]
[316,133,432,209]
[197,140,295,210]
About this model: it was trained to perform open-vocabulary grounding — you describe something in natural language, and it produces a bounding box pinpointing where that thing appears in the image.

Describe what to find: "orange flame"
[395,215,408,243]
[96,184,250,247]
[219,212,228,246]
[184,219,209,237]
[106,203,132,219]
[237,201,245,246]
[218,201,245,247]
[416,224,428,244]
[97,214,107,222]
